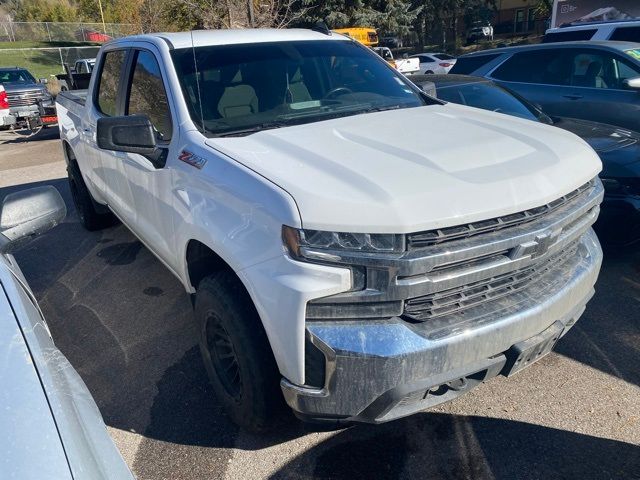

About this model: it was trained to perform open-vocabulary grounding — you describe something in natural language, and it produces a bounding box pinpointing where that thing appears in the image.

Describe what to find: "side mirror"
[97,115,165,166]
[624,76,640,90]
[0,186,66,254]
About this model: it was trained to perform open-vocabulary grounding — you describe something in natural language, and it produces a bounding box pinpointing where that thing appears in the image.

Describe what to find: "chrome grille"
[407,180,594,249]
[306,177,603,329]
[7,90,43,108]
[404,242,579,321]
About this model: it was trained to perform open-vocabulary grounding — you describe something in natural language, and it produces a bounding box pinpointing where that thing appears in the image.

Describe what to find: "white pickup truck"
[56,28,604,431]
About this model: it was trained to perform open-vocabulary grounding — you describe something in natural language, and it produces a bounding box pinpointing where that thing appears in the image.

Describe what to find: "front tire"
[67,162,116,231]
[196,272,285,431]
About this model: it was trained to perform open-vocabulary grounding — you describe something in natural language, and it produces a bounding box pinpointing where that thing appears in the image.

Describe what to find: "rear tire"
[196,271,285,432]
[67,161,116,231]
[425,70,434,74]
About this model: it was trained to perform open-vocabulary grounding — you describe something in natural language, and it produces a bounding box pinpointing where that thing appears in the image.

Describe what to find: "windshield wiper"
[213,121,289,137]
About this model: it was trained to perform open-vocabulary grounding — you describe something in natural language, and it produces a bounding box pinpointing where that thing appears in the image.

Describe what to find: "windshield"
[435,80,544,123]
[0,69,36,84]
[171,40,427,136]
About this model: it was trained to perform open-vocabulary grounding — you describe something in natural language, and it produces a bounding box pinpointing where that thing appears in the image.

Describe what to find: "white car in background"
[0,84,15,127]
[410,53,457,74]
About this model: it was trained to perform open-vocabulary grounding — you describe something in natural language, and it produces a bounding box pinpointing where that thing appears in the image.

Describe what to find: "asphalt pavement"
[1,127,639,480]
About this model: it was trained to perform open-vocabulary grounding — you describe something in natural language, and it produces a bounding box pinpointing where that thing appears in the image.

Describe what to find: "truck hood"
[3,83,47,94]
[205,103,601,233]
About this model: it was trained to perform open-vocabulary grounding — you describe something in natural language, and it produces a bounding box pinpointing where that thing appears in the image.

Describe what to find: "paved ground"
[1,127,639,480]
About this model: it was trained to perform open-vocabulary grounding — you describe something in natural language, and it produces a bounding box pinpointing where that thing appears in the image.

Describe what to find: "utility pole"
[97,0,107,34]
[248,0,255,27]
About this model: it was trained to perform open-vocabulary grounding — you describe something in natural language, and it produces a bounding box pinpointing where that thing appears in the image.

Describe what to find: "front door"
[110,47,178,267]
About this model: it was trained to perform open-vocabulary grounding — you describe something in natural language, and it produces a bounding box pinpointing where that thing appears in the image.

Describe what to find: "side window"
[76,62,85,74]
[612,56,640,89]
[126,50,173,141]
[96,50,127,117]
[565,49,640,90]
[610,26,640,42]
[450,54,500,74]
[492,50,568,85]
[96,50,126,116]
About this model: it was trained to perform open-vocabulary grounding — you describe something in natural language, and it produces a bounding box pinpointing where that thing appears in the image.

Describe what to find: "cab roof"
[113,28,350,50]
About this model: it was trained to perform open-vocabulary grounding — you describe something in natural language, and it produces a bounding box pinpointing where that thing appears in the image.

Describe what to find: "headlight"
[282,225,404,261]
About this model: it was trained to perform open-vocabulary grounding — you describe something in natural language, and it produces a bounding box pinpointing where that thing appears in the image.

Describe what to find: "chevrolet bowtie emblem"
[510,230,561,260]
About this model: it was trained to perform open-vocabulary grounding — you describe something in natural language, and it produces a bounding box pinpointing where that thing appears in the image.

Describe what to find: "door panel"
[113,48,178,266]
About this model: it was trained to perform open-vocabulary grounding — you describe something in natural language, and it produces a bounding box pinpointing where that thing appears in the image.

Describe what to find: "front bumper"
[281,229,602,424]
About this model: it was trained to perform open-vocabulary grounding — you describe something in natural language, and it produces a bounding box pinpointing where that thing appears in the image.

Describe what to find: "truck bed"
[55,90,87,121]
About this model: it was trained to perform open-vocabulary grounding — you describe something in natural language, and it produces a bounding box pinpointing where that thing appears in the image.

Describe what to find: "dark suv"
[451,41,640,132]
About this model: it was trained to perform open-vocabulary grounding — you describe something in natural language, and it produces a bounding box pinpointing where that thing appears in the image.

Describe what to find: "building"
[493,0,550,36]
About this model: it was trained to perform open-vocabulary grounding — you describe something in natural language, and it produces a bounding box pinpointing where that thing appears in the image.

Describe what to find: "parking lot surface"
[1,128,639,479]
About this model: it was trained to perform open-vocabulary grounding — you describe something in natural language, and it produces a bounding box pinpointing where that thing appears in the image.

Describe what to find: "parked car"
[373,46,420,74]
[412,73,640,245]
[451,41,640,133]
[545,20,640,43]
[0,84,16,127]
[57,29,603,431]
[0,186,134,479]
[0,67,56,132]
[466,23,493,44]
[410,52,457,74]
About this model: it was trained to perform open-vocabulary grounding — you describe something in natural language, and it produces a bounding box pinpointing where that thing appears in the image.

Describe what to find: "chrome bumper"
[281,229,602,423]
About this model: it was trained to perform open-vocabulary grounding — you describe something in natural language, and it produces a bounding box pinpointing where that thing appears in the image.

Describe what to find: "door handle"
[563,94,583,100]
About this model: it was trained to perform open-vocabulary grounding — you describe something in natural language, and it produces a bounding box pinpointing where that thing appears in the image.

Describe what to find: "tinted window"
[434,54,455,60]
[126,50,172,140]
[435,81,539,122]
[96,50,126,116]
[492,50,569,85]
[171,40,426,137]
[567,50,640,89]
[543,29,597,43]
[450,54,500,74]
[610,26,640,42]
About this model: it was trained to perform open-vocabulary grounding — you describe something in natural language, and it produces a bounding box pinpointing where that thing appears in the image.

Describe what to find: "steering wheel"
[324,86,353,100]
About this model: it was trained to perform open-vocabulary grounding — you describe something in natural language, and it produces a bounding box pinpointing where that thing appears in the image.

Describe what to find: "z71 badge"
[178,150,207,169]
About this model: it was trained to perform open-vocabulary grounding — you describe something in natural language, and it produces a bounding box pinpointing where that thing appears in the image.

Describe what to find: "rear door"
[82,48,129,202]
[488,48,577,117]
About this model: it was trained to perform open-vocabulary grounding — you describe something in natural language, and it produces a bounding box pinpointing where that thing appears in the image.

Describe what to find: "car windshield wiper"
[212,121,289,138]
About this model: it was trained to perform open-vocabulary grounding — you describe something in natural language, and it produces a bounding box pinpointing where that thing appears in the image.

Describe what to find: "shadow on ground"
[267,412,640,479]
[0,125,60,144]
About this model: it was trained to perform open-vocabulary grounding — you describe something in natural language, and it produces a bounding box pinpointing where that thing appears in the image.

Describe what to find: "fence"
[0,46,101,79]
[0,21,140,43]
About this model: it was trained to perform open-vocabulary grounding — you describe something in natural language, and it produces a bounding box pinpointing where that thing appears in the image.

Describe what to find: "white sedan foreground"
[410,53,457,74]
